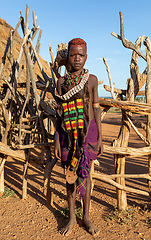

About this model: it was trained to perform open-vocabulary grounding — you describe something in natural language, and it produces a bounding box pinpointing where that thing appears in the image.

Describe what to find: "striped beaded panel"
[62,98,84,170]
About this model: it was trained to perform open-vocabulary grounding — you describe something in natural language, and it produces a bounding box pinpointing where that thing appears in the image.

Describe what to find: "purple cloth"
[60,119,98,198]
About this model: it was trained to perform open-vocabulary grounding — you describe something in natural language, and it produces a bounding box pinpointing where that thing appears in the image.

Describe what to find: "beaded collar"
[56,69,89,101]
[64,69,85,86]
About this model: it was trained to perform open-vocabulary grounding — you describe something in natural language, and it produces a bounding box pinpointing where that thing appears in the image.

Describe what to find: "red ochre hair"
[68,38,87,51]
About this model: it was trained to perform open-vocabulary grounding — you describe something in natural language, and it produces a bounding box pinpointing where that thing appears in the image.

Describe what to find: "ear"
[85,53,87,61]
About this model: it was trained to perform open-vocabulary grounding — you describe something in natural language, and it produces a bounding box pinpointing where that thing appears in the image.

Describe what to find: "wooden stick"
[2,100,12,144]
[49,63,57,89]
[32,9,38,29]
[0,142,26,161]
[103,144,151,157]
[49,42,54,65]
[16,142,54,150]
[0,158,6,175]
[98,80,103,85]
[8,29,14,66]
[101,107,110,120]
[95,172,151,180]
[29,38,56,100]
[103,85,126,96]
[92,172,150,196]
[22,115,38,123]
[0,157,7,193]
[0,17,22,77]
[99,97,151,115]
[103,57,116,99]
[1,76,22,107]
[124,113,149,145]
[111,12,146,61]
[19,45,30,145]
[144,36,151,192]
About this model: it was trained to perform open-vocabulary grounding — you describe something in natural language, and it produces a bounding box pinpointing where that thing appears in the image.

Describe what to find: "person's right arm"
[54,115,61,160]
[54,77,63,160]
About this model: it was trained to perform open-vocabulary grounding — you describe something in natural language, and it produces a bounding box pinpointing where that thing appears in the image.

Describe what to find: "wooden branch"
[8,29,14,66]
[92,172,150,196]
[103,144,151,157]
[16,141,54,150]
[103,57,116,99]
[32,9,38,29]
[0,17,22,77]
[104,85,145,96]
[0,158,6,175]
[29,38,56,100]
[1,76,22,108]
[2,101,12,144]
[49,63,57,89]
[99,97,151,115]
[25,5,29,35]
[102,173,151,180]
[49,42,54,65]
[22,115,38,123]
[35,29,42,52]
[130,36,147,97]
[111,12,146,61]
[0,142,44,172]
[144,36,151,191]
[101,107,110,120]
[103,85,126,96]
[124,113,149,145]
[13,28,32,91]
[141,122,146,131]
[12,124,35,129]
[137,90,145,96]
[98,80,103,85]
[0,142,26,161]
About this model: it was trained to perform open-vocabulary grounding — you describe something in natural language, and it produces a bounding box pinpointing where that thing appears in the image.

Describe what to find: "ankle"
[69,214,76,221]
[83,215,90,222]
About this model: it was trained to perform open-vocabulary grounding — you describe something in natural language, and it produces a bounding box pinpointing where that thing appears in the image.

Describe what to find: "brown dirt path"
[1,112,151,240]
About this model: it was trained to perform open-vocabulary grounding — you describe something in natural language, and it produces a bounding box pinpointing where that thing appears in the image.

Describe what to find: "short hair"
[68,38,87,51]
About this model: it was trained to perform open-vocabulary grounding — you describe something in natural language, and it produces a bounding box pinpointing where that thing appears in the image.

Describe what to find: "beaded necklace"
[65,69,85,85]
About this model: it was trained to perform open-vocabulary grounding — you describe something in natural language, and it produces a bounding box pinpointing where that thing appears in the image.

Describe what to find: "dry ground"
[1,112,151,240]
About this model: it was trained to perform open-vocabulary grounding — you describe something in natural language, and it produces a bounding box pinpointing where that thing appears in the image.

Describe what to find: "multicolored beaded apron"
[62,98,84,171]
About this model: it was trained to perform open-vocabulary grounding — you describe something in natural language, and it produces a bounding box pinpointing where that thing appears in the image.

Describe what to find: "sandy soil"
[1,112,151,240]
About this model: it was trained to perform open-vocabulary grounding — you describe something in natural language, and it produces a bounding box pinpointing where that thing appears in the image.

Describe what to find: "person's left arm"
[92,75,103,156]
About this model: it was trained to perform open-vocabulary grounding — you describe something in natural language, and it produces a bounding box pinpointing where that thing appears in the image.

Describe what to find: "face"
[68,45,87,72]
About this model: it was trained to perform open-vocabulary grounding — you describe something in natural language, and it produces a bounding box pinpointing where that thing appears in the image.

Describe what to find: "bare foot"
[60,217,76,236]
[82,217,100,236]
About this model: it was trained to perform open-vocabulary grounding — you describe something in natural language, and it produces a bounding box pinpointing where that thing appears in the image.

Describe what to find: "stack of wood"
[96,12,151,210]
[0,5,59,204]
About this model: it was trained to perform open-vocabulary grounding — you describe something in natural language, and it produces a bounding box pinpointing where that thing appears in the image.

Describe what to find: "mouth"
[74,63,81,66]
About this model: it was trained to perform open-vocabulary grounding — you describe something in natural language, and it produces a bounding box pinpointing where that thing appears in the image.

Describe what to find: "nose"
[74,55,80,61]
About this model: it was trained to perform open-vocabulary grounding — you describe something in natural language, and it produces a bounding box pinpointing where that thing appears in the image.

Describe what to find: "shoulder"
[57,76,65,85]
[88,74,98,88]
[57,76,65,89]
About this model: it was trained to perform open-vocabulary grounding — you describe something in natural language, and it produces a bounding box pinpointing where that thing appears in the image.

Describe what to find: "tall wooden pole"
[145,37,151,191]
